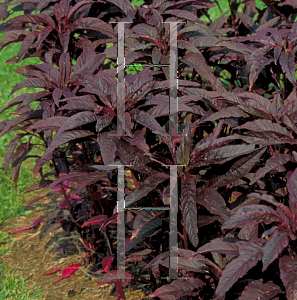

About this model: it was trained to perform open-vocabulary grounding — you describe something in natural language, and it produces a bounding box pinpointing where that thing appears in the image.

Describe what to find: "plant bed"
[0,190,150,299]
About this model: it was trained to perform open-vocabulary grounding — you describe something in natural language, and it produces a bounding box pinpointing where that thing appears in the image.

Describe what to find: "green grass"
[0,7,46,300]
[0,231,44,299]
[0,34,43,226]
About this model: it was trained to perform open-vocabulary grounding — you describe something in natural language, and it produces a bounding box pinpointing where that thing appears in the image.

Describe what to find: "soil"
[0,189,152,300]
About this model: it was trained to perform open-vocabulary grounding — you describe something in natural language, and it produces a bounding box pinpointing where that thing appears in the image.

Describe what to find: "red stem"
[60,187,74,217]
[115,280,125,300]
[183,227,188,250]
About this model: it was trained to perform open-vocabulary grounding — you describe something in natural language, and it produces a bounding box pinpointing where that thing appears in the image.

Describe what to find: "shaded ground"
[0,190,152,300]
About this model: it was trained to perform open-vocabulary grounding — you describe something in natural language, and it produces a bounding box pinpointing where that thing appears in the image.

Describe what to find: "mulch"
[0,189,152,300]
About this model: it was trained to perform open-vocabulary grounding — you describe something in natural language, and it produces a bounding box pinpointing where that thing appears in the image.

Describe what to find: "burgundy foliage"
[1,0,297,299]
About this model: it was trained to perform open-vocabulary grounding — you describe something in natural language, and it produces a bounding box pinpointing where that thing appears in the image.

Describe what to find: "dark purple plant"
[1,0,297,299]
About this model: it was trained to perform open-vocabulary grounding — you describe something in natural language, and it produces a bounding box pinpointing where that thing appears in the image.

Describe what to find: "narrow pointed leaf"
[125,173,170,207]
[287,168,297,215]
[49,263,80,286]
[102,256,114,273]
[279,255,297,300]
[239,279,283,300]
[222,205,283,230]
[250,154,292,185]
[181,175,198,247]
[2,217,44,234]
[206,148,266,190]
[197,188,231,221]
[27,116,68,131]
[214,240,265,299]
[98,131,116,165]
[57,111,97,134]
[197,237,246,255]
[152,278,205,300]
[262,230,289,271]
[279,50,296,85]
[10,78,55,96]
[81,215,108,228]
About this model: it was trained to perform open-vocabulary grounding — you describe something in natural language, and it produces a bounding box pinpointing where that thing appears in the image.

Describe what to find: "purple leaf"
[36,63,61,85]
[74,172,109,194]
[181,175,198,247]
[196,188,231,221]
[279,50,296,85]
[191,135,239,163]
[288,168,297,215]
[249,56,274,91]
[197,237,246,256]
[4,133,25,173]
[5,13,55,27]
[144,252,168,278]
[73,17,116,37]
[204,144,258,161]
[73,50,105,78]
[17,31,38,62]
[81,215,108,228]
[238,223,259,241]
[0,31,27,51]
[127,211,163,252]
[206,148,266,190]
[203,106,249,122]
[235,119,293,138]
[152,278,205,300]
[103,0,134,18]
[59,52,71,86]
[59,28,71,53]
[36,26,54,51]
[33,130,94,176]
[214,239,265,299]
[113,138,155,173]
[279,255,297,299]
[26,195,48,209]
[10,78,55,96]
[283,113,297,135]
[126,67,153,96]
[250,154,292,185]
[0,91,50,114]
[165,9,205,24]
[59,101,99,112]
[132,24,159,45]
[124,173,170,207]
[222,205,283,230]
[43,221,62,238]
[96,107,114,133]
[181,52,224,91]
[262,230,289,271]
[98,131,116,165]
[239,279,283,300]
[57,111,98,134]
[210,11,229,30]
[27,116,68,131]
[66,0,93,21]
[10,143,33,189]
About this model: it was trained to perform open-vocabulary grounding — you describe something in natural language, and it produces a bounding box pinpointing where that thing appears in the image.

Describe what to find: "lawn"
[0,7,46,300]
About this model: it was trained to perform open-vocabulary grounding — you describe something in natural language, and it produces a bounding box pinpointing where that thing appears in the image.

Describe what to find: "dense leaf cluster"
[1,0,297,299]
